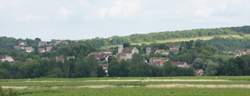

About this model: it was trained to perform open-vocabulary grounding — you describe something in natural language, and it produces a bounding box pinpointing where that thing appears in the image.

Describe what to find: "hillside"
[1,26,250,79]
[93,26,250,49]
[117,26,250,45]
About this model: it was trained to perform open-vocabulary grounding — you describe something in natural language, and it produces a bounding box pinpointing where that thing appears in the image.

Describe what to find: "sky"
[0,0,249,41]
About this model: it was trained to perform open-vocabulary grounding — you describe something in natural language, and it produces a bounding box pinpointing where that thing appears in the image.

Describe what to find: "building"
[169,45,180,53]
[14,42,26,50]
[24,47,34,53]
[46,46,53,52]
[38,48,46,53]
[99,64,109,76]
[14,42,34,53]
[0,55,15,62]
[234,49,250,57]
[117,45,139,61]
[172,61,191,68]
[55,55,65,63]
[38,46,53,53]
[195,69,204,76]
[149,57,169,67]
[89,52,112,62]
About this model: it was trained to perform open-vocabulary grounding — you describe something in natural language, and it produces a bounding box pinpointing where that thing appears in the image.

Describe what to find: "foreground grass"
[1,76,250,87]
[18,88,250,96]
[1,76,250,96]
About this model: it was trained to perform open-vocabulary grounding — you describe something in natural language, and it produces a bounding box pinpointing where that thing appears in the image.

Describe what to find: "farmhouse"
[0,55,15,62]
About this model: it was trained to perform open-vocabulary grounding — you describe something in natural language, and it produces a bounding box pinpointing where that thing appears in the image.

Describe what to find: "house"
[0,55,15,62]
[89,51,112,62]
[14,42,34,53]
[99,64,109,76]
[172,61,191,68]
[149,57,169,67]
[169,45,180,53]
[55,55,65,63]
[38,46,53,53]
[14,42,26,50]
[195,69,204,76]
[38,48,46,53]
[116,45,139,61]
[24,47,34,53]
[234,49,250,57]
[46,46,53,52]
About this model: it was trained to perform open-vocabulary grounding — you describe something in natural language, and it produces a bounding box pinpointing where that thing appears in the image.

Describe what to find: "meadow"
[1,76,250,96]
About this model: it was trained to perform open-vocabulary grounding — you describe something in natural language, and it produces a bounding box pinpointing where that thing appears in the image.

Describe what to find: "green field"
[130,34,247,45]
[1,76,250,96]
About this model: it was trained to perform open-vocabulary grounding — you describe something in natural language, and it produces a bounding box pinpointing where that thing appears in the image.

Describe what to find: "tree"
[109,57,130,77]
[128,54,149,77]
[204,60,219,76]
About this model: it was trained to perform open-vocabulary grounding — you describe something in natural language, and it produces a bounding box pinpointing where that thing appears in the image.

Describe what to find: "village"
[1,39,250,77]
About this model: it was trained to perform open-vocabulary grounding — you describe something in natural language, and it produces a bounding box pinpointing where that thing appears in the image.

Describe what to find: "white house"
[0,55,15,62]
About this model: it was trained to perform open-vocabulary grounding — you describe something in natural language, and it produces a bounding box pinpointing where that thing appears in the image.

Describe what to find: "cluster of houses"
[38,40,67,54]
[6,40,250,76]
[0,40,68,63]
[88,44,204,76]
[14,40,67,54]
[14,42,34,53]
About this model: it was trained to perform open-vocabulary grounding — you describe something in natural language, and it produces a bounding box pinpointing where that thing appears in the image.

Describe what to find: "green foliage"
[0,26,250,78]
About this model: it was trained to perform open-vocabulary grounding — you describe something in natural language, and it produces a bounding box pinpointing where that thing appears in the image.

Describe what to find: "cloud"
[0,0,249,40]
[16,14,43,23]
[0,0,18,9]
[97,0,140,18]
[59,7,73,17]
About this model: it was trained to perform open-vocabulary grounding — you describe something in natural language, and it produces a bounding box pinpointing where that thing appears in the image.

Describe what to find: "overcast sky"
[0,0,249,40]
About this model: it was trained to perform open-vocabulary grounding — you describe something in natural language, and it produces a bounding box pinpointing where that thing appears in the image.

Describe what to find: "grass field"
[101,34,250,49]
[131,34,246,45]
[1,76,250,96]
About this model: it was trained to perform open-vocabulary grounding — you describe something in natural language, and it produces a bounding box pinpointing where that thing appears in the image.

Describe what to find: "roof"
[121,48,135,54]
[0,55,5,59]
[89,52,112,60]
[172,61,187,65]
